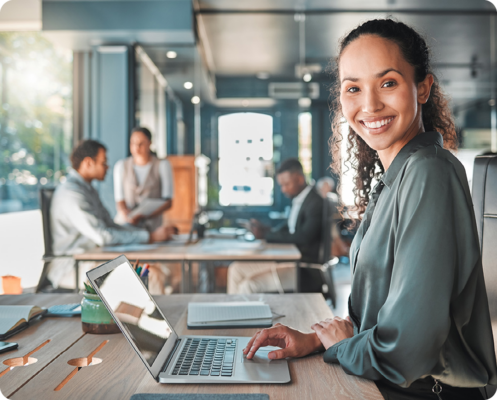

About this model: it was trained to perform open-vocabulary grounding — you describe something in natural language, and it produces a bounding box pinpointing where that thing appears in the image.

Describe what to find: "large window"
[218,112,274,206]
[298,112,312,181]
[0,33,72,213]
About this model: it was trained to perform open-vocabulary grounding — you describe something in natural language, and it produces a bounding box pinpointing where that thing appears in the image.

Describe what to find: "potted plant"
[81,282,120,334]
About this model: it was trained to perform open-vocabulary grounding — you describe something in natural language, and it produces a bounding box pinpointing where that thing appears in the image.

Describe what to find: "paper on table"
[128,198,167,218]
[188,302,272,323]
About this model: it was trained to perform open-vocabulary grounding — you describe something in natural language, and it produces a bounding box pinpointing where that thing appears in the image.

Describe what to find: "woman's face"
[130,131,151,159]
[339,35,433,166]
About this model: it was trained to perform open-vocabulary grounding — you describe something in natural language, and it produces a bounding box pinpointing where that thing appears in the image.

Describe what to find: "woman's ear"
[417,74,434,104]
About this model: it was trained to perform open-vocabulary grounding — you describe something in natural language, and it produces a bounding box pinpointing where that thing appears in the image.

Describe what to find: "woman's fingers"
[245,326,289,359]
[268,348,290,360]
[243,330,262,354]
[245,329,275,359]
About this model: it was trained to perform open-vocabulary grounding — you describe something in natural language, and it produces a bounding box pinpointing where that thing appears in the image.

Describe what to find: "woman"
[114,127,174,232]
[243,19,497,399]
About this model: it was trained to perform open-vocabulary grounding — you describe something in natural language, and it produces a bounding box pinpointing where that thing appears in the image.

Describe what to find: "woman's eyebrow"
[375,68,403,78]
[341,68,403,84]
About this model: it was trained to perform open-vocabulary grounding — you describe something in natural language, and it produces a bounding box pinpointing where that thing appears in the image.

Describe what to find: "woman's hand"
[311,316,354,350]
[128,213,145,225]
[243,323,324,360]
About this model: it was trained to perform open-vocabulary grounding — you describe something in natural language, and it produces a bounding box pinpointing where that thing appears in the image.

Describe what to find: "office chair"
[36,187,72,293]
[296,193,338,307]
[472,154,497,399]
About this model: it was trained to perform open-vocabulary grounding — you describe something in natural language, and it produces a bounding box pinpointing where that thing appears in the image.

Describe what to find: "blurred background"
[0,0,496,290]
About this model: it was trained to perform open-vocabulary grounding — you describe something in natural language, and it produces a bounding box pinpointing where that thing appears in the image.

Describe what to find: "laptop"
[86,255,291,384]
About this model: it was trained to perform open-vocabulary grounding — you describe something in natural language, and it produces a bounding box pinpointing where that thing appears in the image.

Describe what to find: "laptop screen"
[93,262,173,366]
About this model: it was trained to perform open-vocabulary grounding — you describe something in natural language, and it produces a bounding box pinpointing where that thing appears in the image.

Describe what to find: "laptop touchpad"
[241,347,280,364]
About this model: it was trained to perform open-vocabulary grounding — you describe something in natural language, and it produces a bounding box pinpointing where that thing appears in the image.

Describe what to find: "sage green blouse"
[324,132,497,389]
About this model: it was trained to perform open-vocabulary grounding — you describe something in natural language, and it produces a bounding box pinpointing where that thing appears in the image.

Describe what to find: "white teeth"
[363,118,393,129]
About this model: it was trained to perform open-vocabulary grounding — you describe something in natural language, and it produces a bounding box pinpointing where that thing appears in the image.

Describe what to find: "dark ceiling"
[145,0,496,112]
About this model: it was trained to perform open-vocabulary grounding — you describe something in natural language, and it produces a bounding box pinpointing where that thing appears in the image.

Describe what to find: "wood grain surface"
[0,293,383,400]
[0,294,84,398]
[184,242,301,262]
[73,239,300,263]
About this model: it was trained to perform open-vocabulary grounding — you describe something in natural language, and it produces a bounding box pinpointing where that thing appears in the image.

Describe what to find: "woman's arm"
[322,155,479,387]
[148,199,173,219]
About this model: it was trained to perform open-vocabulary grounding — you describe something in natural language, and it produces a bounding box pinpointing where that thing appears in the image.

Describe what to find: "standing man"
[227,158,324,293]
[48,140,173,289]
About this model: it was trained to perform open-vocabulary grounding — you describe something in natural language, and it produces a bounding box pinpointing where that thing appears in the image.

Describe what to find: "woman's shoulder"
[405,145,464,176]
[401,145,470,192]
[114,158,125,171]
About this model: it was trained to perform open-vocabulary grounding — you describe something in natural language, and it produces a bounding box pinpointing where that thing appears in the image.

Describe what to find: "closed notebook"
[187,302,273,329]
[0,305,46,340]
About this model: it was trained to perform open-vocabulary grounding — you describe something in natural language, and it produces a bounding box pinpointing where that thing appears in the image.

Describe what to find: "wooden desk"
[74,239,301,293]
[0,293,382,400]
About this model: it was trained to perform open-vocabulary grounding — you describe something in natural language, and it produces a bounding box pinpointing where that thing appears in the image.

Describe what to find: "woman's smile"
[359,116,396,134]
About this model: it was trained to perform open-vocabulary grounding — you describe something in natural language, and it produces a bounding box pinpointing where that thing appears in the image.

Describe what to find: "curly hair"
[329,19,457,221]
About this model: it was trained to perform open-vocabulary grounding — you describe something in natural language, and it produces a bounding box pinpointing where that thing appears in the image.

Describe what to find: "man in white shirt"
[227,158,324,294]
[48,140,173,288]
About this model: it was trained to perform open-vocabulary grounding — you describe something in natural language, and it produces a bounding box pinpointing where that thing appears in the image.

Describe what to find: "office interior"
[0,0,496,301]
[1,0,497,398]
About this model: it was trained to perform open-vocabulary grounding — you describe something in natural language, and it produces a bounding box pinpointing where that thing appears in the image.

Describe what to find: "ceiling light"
[303,73,312,82]
[184,81,193,89]
[191,96,200,105]
[166,51,177,59]
[298,97,311,108]
[256,71,270,80]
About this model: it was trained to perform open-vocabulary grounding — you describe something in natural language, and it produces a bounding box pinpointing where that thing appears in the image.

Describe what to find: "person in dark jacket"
[227,158,324,293]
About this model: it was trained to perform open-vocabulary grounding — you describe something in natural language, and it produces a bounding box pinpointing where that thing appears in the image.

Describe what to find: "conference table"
[0,293,383,400]
[73,238,302,292]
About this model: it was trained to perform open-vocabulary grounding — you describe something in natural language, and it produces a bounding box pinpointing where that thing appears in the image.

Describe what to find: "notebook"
[187,302,273,329]
[0,305,47,340]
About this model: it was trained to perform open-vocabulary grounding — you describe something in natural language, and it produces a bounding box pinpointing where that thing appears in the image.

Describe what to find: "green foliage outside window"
[0,32,72,213]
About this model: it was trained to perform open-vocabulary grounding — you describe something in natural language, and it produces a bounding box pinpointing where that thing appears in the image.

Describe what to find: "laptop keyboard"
[171,338,237,377]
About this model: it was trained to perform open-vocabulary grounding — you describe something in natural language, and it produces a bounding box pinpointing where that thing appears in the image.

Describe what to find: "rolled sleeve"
[160,160,174,199]
[113,160,125,202]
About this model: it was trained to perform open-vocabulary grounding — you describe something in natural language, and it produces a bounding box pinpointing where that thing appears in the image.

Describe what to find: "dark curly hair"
[329,19,457,220]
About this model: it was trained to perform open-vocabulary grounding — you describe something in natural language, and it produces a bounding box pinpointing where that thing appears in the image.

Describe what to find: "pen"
[136,266,142,276]
[141,268,149,278]
[133,259,140,271]
[141,264,150,277]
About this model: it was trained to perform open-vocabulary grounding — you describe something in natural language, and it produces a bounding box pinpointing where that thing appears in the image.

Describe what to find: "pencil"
[133,259,140,271]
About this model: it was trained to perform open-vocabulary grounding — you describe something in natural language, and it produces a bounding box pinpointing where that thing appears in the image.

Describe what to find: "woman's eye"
[382,81,396,88]
[346,86,359,93]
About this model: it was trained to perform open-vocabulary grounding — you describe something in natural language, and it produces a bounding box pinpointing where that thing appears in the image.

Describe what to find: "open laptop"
[86,255,291,384]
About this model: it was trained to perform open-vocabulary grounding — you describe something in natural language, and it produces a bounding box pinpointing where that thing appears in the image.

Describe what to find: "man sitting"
[227,158,324,294]
[48,140,172,288]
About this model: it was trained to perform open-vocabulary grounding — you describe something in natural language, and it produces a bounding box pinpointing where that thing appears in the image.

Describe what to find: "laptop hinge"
[160,338,182,379]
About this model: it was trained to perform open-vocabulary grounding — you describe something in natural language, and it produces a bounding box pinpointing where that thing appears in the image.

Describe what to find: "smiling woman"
[329,21,457,220]
[244,19,497,400]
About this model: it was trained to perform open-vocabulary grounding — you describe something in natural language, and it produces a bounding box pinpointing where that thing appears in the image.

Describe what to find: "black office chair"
[472,154,497,399]
[296,193,338,307]
[36,187,73,293]
[36,188,56,292]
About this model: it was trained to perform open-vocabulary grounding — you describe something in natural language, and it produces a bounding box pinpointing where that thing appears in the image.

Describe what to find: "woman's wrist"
[308,332,325,353]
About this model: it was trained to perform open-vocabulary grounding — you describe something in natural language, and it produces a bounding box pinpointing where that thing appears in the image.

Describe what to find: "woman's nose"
[362,89,383,114]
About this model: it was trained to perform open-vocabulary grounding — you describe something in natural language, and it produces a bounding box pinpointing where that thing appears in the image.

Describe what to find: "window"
[298,112,312,181]
[218,112,274,206]
[0,32,72,213]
